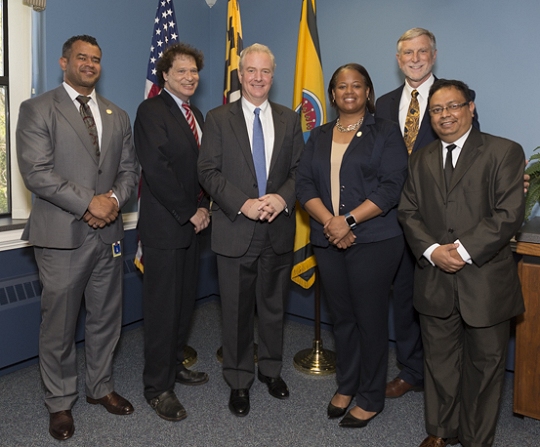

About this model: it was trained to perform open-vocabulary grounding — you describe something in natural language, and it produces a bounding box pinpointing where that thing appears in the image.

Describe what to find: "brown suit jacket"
[398,128,525,327]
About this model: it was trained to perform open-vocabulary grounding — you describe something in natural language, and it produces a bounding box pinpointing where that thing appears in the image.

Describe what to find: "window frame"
[0,1,137,252]
[0,0,10,216]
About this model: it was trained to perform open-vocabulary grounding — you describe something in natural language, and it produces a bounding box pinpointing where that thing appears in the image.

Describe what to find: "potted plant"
[525,146,540,220]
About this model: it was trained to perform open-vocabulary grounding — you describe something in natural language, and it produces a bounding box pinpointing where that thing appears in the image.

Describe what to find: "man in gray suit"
[16,35,139,441]
[398,79,524,447]
[198,43,304,417]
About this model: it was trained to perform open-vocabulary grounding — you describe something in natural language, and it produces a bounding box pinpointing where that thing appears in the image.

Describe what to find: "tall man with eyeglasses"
[375,28,479,399]
[398,79,525,447]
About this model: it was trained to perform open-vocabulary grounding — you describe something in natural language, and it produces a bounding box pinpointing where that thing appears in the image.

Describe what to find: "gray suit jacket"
[16,85,139,249]
[198,100,304,257]
[398,128,525,327]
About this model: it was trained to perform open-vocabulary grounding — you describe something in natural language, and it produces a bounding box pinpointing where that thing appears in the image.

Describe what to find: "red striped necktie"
[182,103,200,147]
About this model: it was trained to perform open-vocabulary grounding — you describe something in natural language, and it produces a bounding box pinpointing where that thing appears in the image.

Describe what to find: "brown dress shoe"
[419,435,459,447]
[385,377,422,398]
[86,391,134,415]
[49,410,74,441]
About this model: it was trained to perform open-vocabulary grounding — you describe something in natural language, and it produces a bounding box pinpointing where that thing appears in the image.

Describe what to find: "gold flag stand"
[183,346,197,368]
[293,267,336,375]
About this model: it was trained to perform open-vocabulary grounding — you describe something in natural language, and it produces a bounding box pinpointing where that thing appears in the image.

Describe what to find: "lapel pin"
[106,109,113,115]
[356,131,362,138]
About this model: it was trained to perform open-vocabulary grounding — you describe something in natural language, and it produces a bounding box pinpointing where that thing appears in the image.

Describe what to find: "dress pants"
[217,222,293,390]
[420,304,510,447]
[391,244,424,385]
[314,235,404,413]
[35,231,123,413]
[142,240,199,401]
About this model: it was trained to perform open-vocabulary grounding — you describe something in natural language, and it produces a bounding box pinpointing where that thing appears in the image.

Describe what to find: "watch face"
[346,215,355,226]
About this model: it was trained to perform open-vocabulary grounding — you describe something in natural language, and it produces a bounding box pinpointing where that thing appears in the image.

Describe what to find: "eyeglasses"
[428,102,469,115]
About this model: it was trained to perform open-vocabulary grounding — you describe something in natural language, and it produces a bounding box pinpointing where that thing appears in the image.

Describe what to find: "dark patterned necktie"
[253,107,266,195]
[76,95,99,157]
[445,144,457,189]
[404,89,420,155]
[182,103,200,147]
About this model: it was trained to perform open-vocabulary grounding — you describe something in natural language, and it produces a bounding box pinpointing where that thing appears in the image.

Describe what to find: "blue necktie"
[253,107,266,195]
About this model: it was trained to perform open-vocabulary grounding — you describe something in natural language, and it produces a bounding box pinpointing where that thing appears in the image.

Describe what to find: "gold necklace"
[336,116,364,133]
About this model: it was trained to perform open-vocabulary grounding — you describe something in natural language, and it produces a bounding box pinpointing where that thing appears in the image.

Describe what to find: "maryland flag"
[291,0,326,289]
[223,0,243,104]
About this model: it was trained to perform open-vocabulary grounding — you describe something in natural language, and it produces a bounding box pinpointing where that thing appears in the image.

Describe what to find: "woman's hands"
[324,216,356,249]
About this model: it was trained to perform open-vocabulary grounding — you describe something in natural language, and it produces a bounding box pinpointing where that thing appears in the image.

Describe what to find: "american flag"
[135,0,180,273]
[144,0,180,99]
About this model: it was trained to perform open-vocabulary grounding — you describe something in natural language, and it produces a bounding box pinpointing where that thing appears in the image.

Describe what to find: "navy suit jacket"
[296,112,408,247]
[375,80,479,153]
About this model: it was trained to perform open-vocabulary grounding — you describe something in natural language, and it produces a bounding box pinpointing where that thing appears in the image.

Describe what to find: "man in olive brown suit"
[398,79,525,447]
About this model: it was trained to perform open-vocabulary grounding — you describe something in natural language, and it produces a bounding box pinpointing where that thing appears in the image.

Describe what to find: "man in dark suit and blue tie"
[198,43,304,417]
[16,35,139,441]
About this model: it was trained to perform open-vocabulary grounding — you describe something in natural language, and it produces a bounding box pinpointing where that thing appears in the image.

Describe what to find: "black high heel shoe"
[327,393,352,419]
[339,409,379,428]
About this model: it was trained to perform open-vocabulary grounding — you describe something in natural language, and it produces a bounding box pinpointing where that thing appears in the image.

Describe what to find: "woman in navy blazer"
[296,63,408,427]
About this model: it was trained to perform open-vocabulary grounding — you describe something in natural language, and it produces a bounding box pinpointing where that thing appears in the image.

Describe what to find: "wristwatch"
[344,212,357,229]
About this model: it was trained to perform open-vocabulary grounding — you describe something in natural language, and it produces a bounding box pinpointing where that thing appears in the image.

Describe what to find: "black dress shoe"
[339,409,379,428]
[49,410,74,441]
[257,371,289,399]
[229,389,250,417]
[86,391,134,415]
[327,393,352,419]
[148,390,187,421]
[175,365,209,386]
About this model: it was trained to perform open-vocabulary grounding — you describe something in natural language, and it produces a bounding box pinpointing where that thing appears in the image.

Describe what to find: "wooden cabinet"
[514,241,540,420]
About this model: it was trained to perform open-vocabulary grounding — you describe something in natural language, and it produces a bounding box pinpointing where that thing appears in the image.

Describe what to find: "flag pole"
[291,0,335,375]
[293,267,336,375]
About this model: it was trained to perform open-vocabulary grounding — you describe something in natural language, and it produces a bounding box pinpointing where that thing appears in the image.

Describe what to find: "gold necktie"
[404,89,420,155]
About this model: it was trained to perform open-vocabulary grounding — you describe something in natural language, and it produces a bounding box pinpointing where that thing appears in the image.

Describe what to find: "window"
[0,0,8,215]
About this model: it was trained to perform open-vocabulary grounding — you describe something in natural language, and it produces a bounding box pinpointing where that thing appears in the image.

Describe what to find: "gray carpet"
[0,300,538,446]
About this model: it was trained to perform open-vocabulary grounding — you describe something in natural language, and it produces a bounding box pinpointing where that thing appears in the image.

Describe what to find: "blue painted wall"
[4,0,536,373]
[40,0,540,156]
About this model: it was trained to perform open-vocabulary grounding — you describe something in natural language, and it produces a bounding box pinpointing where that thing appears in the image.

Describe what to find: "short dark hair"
[429,79,472,104]
[156,43,204,88]
[327,63,376,113]
[62,35,101,58]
